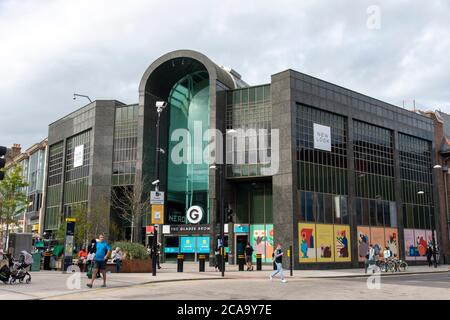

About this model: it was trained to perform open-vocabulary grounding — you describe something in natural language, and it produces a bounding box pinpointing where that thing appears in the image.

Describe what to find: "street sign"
[63,219,76,271]
[151,204,164,224]
[186,206,203,224]
[146,226,155,235]
[151,191,165,205]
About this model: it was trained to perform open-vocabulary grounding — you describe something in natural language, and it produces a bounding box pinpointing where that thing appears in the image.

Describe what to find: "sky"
[1,0,449,149]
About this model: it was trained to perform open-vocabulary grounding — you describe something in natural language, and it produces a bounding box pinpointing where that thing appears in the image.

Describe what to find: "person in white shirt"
[383,247,391,260]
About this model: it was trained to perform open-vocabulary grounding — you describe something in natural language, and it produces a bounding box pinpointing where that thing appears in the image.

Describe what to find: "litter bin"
[43,251,51,270]
[198,255,206,272]
[31,253,41,271]
[238,255,245,271]
[177,254,184,272]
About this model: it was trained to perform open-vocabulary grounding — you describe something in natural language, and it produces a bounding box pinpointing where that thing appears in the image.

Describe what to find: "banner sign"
[313,123,331,152]
[73,145,84,168]
[151,204,164,224]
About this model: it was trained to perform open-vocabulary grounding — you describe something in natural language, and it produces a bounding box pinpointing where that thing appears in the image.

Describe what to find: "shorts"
[94,260,106,270]
[245,256,252,263]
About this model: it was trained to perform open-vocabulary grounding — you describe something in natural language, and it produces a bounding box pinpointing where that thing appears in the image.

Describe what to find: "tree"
[0,164,29,250]
[55,200,109,249]
[111,175,151,243]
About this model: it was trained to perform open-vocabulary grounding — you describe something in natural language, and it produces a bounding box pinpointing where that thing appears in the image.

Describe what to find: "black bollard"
[177,254,184,272]
[256,254,262,271]
[238,254,245,271]
[199,255,205,272]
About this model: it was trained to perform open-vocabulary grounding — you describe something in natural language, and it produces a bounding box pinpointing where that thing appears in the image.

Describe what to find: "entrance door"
[236,235,248,262]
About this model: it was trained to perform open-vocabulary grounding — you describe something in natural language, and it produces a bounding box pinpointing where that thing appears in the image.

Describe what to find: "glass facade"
[399,134,434,230]
[225,85,271,178]
[296,104,348,196]
[45,142,64,230]
[112,104,138,186]
[166,71,210,224]
[63,130,91,217]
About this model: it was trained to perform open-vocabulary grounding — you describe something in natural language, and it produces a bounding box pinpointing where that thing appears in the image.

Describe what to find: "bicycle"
[390,258,408,272]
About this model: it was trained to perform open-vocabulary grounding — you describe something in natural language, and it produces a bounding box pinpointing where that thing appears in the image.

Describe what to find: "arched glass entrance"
[166,70,210,225]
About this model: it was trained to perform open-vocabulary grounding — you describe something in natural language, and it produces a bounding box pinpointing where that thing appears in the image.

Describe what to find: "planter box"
[120,259,153,273]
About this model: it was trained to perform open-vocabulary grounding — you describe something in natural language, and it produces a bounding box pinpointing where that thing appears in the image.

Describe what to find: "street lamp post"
[152,101,167,276]
[209,128,236,278]
[210,163,225,277]
[72,93,92,103]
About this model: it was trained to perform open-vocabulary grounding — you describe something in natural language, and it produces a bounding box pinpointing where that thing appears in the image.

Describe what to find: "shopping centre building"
[43,49,443,268]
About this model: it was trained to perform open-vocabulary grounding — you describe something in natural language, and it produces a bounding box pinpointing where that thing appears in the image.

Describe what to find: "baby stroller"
[8,251,32,284]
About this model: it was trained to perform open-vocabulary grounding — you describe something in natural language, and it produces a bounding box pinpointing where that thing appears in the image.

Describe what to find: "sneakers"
[86,284,92,288]
[281,279,287,283]
[101,284,107,287]
[269,275,273,281]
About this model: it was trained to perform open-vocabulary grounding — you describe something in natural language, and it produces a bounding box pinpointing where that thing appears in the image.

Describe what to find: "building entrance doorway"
[235,235,248,260]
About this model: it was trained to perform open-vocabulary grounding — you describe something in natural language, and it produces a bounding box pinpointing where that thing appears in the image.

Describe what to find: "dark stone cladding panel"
[281,69,434,141]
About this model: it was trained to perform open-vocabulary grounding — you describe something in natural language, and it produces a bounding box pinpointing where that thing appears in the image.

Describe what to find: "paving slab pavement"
[0,262,448,300]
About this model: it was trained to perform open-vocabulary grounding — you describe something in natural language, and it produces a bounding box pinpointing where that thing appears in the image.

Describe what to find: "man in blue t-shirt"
[87,233,111,288]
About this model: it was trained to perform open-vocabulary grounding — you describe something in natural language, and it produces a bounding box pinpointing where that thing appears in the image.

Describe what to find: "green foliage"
[0,164,29,247]
[112,241,149,260]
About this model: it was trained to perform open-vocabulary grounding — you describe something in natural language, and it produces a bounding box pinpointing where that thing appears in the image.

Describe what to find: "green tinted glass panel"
[167,71,210,223]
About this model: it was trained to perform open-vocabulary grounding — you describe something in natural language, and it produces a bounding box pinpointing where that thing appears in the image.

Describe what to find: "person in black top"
[244,242,254,271]
[269,243,287,283]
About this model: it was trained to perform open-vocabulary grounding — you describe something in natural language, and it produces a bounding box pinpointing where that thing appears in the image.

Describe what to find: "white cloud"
[0,0,450,148]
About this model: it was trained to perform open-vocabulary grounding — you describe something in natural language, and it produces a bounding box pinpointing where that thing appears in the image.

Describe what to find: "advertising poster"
[357,226,370,262]
[385,228,399,259]
[316,224,334,262]
[404,229,416,260]
[298,223,316,263]
[370,227,385,258]
[265,224,274,263]
[251,225,269,262]
[180,236,195,253]
[334,225,351,262]
[415,229,427,261]
[196,236,210,254]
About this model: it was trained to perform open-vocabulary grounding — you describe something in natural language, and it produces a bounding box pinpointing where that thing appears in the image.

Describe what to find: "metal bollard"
[177,254,184,272]
[238,254,245,271]
[256,254,262,271]
[199,255,206,272]
[289,245,293,277]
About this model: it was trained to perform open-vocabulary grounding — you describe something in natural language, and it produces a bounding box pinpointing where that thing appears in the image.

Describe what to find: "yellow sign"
[316,224,334,262]
[151,204,164,224]
[66,218,76,222]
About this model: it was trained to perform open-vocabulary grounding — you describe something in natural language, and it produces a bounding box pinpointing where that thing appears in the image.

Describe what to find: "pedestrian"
[383,246,391,260]
[86,239,96,273]
[111,247,123,273]
[269,243,287,283]
[148,243,161,269]
[245,242,254,271]
[364,248,370,274]
[87,233,111,288]
[156,242,162,269]
[214,246,221,272]
[426,246,433,267]
[368,244,376,273]
[78,247,87,272]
